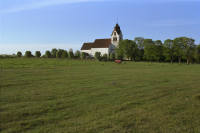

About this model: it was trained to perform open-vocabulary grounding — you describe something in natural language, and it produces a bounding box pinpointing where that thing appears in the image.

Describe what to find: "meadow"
[0,58,200,132]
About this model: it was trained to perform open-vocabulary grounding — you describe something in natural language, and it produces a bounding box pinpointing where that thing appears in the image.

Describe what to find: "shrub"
[75,50,80,58]
[95,52,101,60]
[17,51,22,57]
[41,55,45,58]
[61,50,68,58]
[35,51,41,57]
[45,51,51,58]
[25,51,32,57]
[81,52,87,59]
[0,55,4,58]
[103,54,108,60]
[110,53,115,61]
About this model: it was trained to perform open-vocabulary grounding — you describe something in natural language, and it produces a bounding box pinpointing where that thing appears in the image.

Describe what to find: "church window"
[114,32,116,36]
[113,37,117,41]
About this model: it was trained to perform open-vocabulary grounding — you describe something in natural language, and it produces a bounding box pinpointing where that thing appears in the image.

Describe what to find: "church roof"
[92,39,111,48]
[111,23,121,35]
[81,43,94,50]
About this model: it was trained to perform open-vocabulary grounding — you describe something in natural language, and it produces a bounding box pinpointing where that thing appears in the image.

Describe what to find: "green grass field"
[0,58,200,132]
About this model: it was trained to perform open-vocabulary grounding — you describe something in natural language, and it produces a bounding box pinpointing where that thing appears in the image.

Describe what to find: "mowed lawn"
[0,58,200,132]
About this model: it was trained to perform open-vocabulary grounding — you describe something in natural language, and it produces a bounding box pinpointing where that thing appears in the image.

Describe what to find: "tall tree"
[17,51,22,57]
[115,39,137,60]
[45,51,51,58]
[163,39,174,64]
[75,50,80,58]
[61,50,68,58]
[173,37,184,64]
[143,39,155,63]
[110,53,115,61]
[35,51,41,57]
[182,37,196,64]
[197,44,200,54]
[25,51,32,57]
[51,48,58,58]
[56,51,62,58]
[115,40,124,60]
[134,37,144,61]
[68,48,74,58]
[153,40,163,62]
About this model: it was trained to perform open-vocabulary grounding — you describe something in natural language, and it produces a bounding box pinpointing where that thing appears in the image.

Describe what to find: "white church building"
[80,23,123,57]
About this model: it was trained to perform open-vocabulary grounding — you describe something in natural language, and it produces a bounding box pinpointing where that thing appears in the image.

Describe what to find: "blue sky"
[0,0,200,55]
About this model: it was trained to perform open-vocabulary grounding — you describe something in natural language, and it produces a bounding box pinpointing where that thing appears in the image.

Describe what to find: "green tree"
[163,39,174,64]
[143,39,155,63]
[35,51,41,57]
[115,39,138,60]
[110,53,115,61]
[75,50,80,58]
[197,44,200,54]
[61,50,68,58]
[153,40,163,62]
[68,48,74,58]
[195,44,200,63]
[173,37,184,64]
[81,52,87,59]
[115,40,124,60]
[25,51,32,57]
[51,48,58,58]
[193,51,200,63]
[56,51,62,58]
[95,52,101,60]
[17,51,22,57]
[45,51,51,58]
[182,37,196,64]
[134,37,144,61]
[58,49,64,55]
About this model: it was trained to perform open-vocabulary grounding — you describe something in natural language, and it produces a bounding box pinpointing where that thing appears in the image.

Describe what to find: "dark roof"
[111,23,121,35]
[92,39,111,48]
[81,43,94,50]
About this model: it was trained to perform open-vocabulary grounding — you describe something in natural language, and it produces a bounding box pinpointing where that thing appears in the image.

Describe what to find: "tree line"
[0,48,87,59]
[115,37,200,64]
[1,36,199,64]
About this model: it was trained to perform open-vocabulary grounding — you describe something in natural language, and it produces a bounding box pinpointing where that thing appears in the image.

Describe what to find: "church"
[80,23,123,58]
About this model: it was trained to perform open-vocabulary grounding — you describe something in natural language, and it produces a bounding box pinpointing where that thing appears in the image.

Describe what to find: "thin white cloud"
[0,0,109,14]
[149,19,199,27]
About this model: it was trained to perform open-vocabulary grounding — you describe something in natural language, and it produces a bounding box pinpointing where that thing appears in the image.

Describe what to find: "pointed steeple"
[112,23,121,35]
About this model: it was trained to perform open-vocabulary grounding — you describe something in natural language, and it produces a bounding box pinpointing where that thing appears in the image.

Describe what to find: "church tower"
[110,23,123,53]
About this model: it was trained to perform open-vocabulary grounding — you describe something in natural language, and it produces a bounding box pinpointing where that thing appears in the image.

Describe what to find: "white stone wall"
[91,48,109,57]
